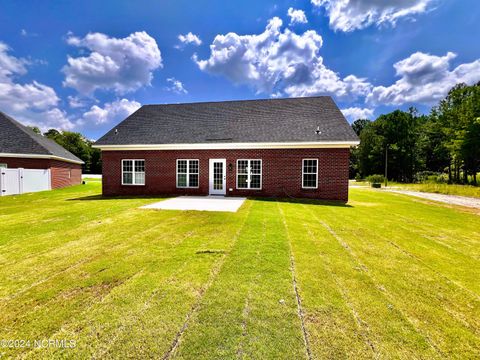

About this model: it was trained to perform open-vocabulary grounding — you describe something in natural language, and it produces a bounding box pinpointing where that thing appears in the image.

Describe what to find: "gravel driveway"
[385,189,480,209]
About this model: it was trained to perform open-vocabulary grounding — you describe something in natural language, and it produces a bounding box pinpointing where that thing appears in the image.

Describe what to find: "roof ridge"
[0,110,55,156]
[141,95,332,107]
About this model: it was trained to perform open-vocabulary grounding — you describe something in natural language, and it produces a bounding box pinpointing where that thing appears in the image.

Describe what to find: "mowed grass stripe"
[0,195,164,255]
[172,200,306,359]
[279,201,371,359]
[354,189,480,249]
[0,185,156,243]
[280,201,439,359]
[0,209,188,300]
[277,202,312,359]
[310,196,480,357]
[346,190,480,294]
[345,191,480,303]
[3,198,250,358]
[22,205,250,359]
[85,206,252,359]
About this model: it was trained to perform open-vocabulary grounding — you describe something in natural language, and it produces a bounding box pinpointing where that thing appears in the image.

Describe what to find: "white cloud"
[341,107,374,121]
[195,17,371,99]
[368,52,480,105]
[20,29,38,37]
[312,0,435,32]
[175,32,202,49]
[166,77,188,94]
[82,98,141,125]
[20,108,75,131]
[63,31,162,95]
[0,80,59,113]
[0,42,74,130]
[67,95,89,109]
[287,8,308,25]
[0,42,27,80]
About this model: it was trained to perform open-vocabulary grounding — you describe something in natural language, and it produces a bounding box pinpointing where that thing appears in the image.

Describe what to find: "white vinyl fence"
[0,168,51,196]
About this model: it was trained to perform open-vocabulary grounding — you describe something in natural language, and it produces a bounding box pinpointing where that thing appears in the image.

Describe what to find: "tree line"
[350,82,480,185]
[30,128,102,174]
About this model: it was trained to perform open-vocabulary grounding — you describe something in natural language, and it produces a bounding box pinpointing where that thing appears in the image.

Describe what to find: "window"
[237,159,262,189]
[177,159,199,188]
[122,159,145,185]
[302,159,318,189]
[0,163,7,168]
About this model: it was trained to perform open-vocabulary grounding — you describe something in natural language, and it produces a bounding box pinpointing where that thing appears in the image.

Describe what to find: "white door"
[1,168,20,196]
[22,169,51,193]
[209,159,226,195]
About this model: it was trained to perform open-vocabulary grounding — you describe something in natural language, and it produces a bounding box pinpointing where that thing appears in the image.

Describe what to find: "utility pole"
[384,145,388,187]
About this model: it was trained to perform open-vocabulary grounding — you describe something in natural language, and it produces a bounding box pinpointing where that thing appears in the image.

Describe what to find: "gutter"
[93,141,360,151]
[0,153,84,165]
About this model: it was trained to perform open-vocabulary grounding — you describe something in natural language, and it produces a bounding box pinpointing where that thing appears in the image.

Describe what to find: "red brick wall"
[101,148,350,201]
[0,157,51,169]
[0,157,82,189]
[49,160,82,189]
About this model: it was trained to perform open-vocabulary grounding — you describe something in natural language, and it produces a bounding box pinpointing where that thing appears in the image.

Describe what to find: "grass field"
[0,182,479,359]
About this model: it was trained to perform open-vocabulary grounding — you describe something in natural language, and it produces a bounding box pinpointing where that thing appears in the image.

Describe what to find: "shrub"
[414,171,441,183]
[355,173,364,182]
[436,173,449,184]
[366,174,385,184]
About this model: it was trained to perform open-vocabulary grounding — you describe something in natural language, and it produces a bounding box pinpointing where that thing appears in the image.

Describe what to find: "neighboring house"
[94,97,359,201]
[0,112,83,194]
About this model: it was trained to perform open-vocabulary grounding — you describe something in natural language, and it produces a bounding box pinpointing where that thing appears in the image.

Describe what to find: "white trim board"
[93,141,359,151]
[0,153,84,165]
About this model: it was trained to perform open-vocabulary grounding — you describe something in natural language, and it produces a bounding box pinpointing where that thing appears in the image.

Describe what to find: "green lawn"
[0,182,479,359]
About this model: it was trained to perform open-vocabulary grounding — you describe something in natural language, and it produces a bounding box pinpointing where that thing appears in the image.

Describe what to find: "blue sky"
[1,0,479,139]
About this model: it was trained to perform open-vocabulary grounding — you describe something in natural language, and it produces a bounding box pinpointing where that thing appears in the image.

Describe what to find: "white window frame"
[121,159,145,186]
[0,163,7,168]
[176,159,200,188]
[302,158,318,189]
[236,159,262,190]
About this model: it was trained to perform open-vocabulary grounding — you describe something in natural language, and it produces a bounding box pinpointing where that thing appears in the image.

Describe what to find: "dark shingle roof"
[95,96,358,145]
[0,111,84,164]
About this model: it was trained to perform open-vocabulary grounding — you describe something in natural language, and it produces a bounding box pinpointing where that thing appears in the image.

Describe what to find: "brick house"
[0,112,83,191]
[94,97,359,202]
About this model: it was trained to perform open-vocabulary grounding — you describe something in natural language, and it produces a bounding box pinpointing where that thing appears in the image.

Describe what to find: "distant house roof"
[95,96,359,149]
[0,111,84,164]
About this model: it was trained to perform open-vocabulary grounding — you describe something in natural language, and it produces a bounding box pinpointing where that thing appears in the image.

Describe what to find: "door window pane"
[213,162,223,190]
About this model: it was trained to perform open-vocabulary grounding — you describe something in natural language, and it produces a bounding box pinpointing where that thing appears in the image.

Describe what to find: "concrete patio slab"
[140,196,246,212]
